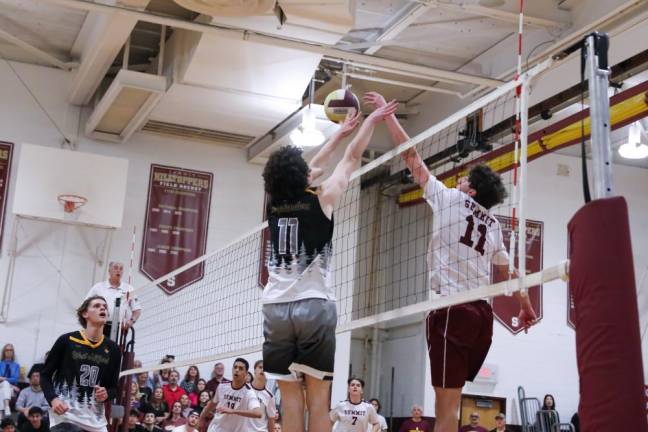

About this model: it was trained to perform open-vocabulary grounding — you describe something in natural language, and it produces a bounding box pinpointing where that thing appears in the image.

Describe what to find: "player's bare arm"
[215,405,263,418]
[308,111,361,183]
[363,92,430,187]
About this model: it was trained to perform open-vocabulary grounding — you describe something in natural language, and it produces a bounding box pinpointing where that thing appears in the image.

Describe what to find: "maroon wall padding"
[568,196,647,431]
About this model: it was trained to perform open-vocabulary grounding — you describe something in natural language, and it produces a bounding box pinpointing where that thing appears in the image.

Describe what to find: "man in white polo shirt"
[85,261,142,339]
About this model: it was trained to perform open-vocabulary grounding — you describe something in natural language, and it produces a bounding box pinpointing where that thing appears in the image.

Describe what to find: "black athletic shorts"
[262,298,337,381]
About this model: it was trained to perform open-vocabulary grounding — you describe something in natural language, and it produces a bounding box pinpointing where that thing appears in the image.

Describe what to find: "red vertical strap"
[568,197,646,430]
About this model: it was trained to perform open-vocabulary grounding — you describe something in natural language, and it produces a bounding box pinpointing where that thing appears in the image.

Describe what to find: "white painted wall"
[0,61,265,372]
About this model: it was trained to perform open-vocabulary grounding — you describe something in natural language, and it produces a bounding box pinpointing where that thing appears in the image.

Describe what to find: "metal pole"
[585,33,614,199]
[518,77,529,295]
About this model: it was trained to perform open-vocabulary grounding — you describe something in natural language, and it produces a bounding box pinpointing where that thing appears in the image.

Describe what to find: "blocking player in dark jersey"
[41,296,121,432]
[329,377,379,432]
[262,98,398,432]
[363,92,536,432]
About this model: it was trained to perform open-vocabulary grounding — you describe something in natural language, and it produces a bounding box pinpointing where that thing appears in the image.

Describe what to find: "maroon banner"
[140,164,213,295]
[0,142,13,251]
[491,216,543,334]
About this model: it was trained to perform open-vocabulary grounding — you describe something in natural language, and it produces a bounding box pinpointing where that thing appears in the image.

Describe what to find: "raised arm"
[318,99,398,218]
[363,92,430,187]
[309,111,361,183]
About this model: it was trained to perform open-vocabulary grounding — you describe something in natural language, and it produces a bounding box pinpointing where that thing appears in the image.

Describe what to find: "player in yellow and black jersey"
[41,296,121,432]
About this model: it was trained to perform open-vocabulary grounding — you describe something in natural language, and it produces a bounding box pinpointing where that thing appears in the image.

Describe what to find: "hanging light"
[618,121,648,159]
[290,76,326,148]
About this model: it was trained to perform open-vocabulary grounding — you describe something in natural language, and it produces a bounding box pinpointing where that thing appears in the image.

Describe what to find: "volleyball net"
[124,59,568,375]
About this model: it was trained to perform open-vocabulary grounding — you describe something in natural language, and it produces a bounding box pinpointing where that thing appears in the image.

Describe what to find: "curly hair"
[468,165,507,209]
[262,146,309,204]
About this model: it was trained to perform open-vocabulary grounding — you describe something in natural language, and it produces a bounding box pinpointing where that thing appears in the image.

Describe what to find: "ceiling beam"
[421,0,570,29]
[41,0,504,88]
[363,2,431,55]
[0,28,74,70]
[344,72,463,97]
[67,0,151,105]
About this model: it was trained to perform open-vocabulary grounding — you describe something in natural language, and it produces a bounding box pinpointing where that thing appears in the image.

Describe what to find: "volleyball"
[323,89,360,123]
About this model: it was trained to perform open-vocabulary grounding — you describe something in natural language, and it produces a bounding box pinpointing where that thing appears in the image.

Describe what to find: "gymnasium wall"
[0,61,265,370]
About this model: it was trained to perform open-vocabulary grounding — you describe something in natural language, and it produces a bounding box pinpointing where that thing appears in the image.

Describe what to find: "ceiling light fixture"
[478,0,506,6]
[618,121,648,159]
[290,77,326,148]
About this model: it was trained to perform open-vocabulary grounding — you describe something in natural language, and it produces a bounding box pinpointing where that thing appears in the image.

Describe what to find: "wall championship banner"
[491,216,544,334]
[0,142,13,251]
[141,164,213,294]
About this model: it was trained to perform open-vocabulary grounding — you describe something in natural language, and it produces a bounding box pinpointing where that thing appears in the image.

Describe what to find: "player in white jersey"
[200,358,262,432]
[248,360,278,432]
[330,378,379,432]
[364,92,537,432]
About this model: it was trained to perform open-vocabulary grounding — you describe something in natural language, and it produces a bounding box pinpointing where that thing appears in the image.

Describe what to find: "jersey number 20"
[459,215,487,256]
[277,218,299,255]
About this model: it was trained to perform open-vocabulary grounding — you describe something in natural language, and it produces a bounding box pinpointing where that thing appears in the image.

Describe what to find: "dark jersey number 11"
[459,215,487,256]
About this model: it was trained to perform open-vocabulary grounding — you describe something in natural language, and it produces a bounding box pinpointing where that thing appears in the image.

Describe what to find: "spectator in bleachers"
[163,402,187,431]
[538,394,558,431]
[541,394,556,411]
[180,367,200,395]
[19,407,47,432]
[1,418,16,432]
[163,371,186,409]
[489,413,512,432]
[179,394,192,418]
[142,387,169,425]
[570,412,580,432]
[205,363,230,395]
[138,373,153,403]
[128,409,143,432]
[1,344,20,418]
[131,381,144,410]
[368,399,388,431]
[171,411,199,432]
[459,412,488,432]
[188,379,206,406]
[141,411,163,432]
[194,391,210,414]
[152,356,174,389]
[273,422,281,432]
[398,405,431,432]
[15,370,48,427]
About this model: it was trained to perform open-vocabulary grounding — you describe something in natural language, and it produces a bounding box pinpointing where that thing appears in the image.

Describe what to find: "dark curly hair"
[468,165,507,209]
[262,146,310,204]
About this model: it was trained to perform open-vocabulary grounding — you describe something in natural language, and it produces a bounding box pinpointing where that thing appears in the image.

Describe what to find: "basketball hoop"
[57,194,88,213]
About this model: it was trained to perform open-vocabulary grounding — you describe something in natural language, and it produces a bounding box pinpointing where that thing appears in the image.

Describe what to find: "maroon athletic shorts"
[426,300,493,388]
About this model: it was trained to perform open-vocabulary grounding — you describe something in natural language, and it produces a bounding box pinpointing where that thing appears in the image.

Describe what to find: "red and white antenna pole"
[128,225,136,287]
[508,0,525,280]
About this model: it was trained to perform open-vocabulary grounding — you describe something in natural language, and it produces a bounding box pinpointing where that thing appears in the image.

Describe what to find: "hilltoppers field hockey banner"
[0,142,13,251]
[491,216,544,334]
[140,164,213,294]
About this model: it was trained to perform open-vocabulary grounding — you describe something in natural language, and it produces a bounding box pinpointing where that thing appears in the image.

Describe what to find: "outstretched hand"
[336,110,362,138]
[518,302,538,333]
[363,92,388,109]
[366,99,398,124]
